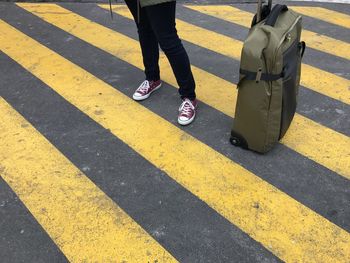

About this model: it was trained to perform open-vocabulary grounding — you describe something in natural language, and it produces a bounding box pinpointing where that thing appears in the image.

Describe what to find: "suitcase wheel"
[230,136,242,146]
[230,131,248,149]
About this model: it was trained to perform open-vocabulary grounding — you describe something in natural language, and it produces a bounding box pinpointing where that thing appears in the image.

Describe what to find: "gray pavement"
[0,1,349,262]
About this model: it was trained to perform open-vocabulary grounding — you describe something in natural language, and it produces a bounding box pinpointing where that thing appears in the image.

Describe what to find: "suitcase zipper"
[273,15,302,69]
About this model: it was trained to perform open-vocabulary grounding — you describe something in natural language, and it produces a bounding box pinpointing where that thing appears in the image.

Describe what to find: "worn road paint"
[20,4,238,125]
[291,6,350,29]
[186,5,350,61]
[0,98,177,263]
[1,20,350,262]
[19,3,350,179]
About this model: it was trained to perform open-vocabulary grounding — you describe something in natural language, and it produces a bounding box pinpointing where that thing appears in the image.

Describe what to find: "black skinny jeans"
[125,0,196,100]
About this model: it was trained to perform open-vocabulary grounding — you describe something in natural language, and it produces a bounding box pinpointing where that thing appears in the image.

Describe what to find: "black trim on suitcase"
[278,40,301,139]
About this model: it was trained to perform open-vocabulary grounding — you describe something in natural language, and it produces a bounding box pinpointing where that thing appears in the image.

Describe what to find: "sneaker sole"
[178,112,196,126]
[132,83,162,101]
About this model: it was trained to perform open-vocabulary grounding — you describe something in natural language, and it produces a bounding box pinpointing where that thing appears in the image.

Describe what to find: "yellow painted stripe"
[187,5,350,61]
[2,18,350,263]
[22,4,237,125]
[0,98,176,262]
[301,30,350,61]
[18,3,350,180]
[292,6,350,29]
[181,5,350,105]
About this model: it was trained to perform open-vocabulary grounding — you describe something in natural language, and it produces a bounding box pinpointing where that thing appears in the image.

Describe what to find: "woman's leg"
[124,0,160,81]
[144,1,196,100]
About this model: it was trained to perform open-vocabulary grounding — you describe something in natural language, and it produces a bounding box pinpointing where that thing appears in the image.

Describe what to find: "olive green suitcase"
[230,0,305,153]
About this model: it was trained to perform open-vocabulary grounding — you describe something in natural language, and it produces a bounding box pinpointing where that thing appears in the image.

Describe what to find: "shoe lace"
[179,99,195,116]
[137,80,150,93]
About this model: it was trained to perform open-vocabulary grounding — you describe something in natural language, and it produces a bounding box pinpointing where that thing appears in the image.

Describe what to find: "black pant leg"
[125,0,160,81]
[145,2,196,100]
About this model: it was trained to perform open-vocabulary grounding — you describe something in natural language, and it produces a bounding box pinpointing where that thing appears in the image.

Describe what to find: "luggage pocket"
[279,39,300,139]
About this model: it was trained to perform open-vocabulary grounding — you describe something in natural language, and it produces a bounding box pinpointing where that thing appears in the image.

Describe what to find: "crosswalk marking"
[18,3,350,180]
[134,4,350,106]
[0,97,176,262]
[1,19,350,263]
[301,30,350,60]
[291,6,350,29]
[186,5,350,61]
[19,4,238,123]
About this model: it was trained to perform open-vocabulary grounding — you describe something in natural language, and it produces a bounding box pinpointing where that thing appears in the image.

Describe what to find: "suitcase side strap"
[240,68,284,83]
[299,41,306,58]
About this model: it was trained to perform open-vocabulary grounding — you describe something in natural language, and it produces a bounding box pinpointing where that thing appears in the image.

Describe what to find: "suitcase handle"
[257,0,272,23]
[265,4,288,26]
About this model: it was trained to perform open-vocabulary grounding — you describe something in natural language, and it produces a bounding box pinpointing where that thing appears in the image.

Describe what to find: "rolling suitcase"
[230,0,306,153]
